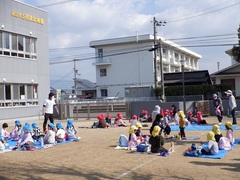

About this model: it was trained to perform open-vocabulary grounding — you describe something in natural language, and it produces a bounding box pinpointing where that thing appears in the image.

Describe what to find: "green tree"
[232,25,240,63]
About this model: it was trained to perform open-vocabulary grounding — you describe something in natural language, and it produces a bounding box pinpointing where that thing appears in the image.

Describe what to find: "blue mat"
[199,138,240,159]
[2,138,73,152]
[170,124,240,131]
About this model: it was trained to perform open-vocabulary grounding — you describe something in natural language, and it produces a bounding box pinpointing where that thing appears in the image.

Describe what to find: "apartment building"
[90,34,202,98]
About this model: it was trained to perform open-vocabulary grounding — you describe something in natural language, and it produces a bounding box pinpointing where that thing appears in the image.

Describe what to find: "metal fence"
[57,98,240,120]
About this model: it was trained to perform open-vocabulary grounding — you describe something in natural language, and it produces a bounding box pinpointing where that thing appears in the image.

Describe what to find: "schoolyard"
[1,116,240,180]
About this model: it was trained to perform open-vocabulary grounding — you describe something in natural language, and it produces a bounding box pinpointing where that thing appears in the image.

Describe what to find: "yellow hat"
[225,122,232,129]
[207,131,216,141]
[178,110,185,119]
[152,126,160,137]
[212,124,221,135]
[136,122,142,128]
[129,125,137,134]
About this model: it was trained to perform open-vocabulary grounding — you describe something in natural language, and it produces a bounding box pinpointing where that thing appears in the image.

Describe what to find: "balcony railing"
[93,57,112,65]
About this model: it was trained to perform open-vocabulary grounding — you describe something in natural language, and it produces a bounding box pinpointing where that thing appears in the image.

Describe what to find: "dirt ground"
[1,116,240,180]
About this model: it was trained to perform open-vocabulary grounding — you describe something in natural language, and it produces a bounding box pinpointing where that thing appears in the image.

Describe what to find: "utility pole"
[153,17,158,89]
[152,17,166,99]
[73,59,77,96]
[158,39,165,101]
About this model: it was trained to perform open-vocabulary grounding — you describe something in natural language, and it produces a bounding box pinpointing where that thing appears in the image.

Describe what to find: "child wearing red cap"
[139,110,148,122]
[130,115,138,126]
[105,115,112,125]
[114,113,127,127]
[97,115,109,128]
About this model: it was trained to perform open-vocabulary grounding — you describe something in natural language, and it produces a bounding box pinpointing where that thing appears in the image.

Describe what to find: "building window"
[0,83,38,107]
[101,89,108,97]
[174,52,179,61]
[162,48,166,58]
[3,32,10,49]
[100,69,107,77]
[0,30,37,60]
[97,49,103,63]
[18,35,24,51]
[0,31,2,49]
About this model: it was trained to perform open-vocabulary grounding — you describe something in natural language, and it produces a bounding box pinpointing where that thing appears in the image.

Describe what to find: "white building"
[90,34,202,98]
[0,0,49,119]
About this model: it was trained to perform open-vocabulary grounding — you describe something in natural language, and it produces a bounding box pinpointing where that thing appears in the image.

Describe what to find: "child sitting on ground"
[135,122,142,137]
[187,111,196,124]
[139,110,149,122]
[32,123,45,147]
[129,115,138,126]
[200,131,219,155]
[1,123,10,141]
[66,119,81,141]
[114,114,127,127]
[43,123,56,145]
[149,126,166,153]
[97,115,109,128]
[10,121,22,141]
[55,122,66,143]
[225,122,235,145]
[105,115,112,125]
[16,125,35,151]
[128,125,140,150]
[212,124,222,143]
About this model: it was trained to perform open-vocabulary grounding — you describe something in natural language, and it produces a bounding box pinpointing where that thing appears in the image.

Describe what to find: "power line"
[37,0,79,8]
[166,1,240,23]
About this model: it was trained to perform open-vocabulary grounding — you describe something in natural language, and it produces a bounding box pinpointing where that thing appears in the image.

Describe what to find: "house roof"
[210,63,240,77]
[76,78,96,88]
[164,70,212,86]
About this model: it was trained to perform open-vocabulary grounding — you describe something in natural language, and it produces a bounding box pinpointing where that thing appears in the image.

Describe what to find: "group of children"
[0,119,80,151]
[92,113,127,128]
[125,105,236,156]
[185,121,235,156]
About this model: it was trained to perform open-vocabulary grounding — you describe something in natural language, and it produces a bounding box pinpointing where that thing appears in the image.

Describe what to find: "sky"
[18,0,240,89]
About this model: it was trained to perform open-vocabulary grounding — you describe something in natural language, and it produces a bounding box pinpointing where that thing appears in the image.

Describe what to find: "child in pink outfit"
[15,125,34,150]
[10,121,22,141]
[114,114,127,127]
[128,125,140,150]
[225,122,235,145]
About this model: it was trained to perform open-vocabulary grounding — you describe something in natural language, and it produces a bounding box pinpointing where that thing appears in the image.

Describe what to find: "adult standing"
[42,92,59,132]
[212,93,224,125]
[151,105,161,123]
[225,90,237,125]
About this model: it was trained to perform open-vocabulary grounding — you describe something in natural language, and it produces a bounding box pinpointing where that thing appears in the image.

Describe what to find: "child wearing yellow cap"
[178,111,186,139]
[135,122,142,137]
[128,125,140,150]
[212,124,223,143]
[201,131,219,155]
[149,126,166,153]
[225,122,235,145]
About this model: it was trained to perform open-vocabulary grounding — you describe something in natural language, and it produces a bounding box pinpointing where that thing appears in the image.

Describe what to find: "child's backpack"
[118,134,128,147]
[215,108,221,116]
[218,137,231,150]
[136,144,148,152]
